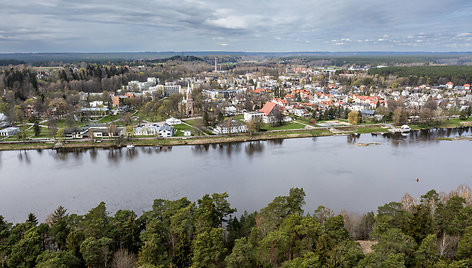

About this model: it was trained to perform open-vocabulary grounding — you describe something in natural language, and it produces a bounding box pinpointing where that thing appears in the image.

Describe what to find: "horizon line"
[2,51,472,55]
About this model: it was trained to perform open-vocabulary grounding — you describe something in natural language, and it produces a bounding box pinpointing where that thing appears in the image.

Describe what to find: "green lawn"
[135,111,167,123]
[184,119,200,126]
[173,124,194,137]
[232,114,245,123]
[96,114,121,123]
[410,117,472,130]
[260,122,306,131]
[294,118,317,125]
[26,126,53,138]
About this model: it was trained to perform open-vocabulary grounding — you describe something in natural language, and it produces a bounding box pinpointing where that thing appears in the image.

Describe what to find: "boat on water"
[400,125,411,133]
[389,125,412,134]
[126,144,135,149]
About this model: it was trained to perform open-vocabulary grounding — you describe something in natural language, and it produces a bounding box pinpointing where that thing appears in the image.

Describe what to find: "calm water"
[1,128,472,223]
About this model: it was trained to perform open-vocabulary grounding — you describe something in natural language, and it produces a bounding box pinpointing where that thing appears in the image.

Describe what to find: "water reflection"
[1,126,472,223]
[17,150,31,165]
[52,148,88,162]
[192,141,267,157]
[267,139,284,145]
[347,133,360,144]
[216,142,243,158]
[245,141,264,157]
[192,144,211,154]
[90,149,98,160]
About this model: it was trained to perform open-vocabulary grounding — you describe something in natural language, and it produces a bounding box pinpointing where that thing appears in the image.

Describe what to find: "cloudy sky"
[1,0,471,52]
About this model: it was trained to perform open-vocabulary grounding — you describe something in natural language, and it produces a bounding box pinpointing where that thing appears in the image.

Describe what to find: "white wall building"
[165,118,182,125]
[244,112,265,122]
[0,113,8,128]
[0,127,20,136]
[159,123,175,137]
[214,119,247,134]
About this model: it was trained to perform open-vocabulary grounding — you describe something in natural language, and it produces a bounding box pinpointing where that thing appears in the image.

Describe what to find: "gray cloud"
[0,0,471,52]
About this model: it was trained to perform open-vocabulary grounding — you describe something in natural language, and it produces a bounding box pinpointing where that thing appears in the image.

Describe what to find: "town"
[0,55,472,148]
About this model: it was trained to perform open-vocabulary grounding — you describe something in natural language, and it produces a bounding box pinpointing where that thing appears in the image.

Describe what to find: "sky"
[0,0,472,53]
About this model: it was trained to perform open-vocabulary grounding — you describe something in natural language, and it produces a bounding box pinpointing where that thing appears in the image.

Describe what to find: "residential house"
[64,127,88,139]
[259,102,284,123]
[134,124,160,136]
[165,118,182,125]
[361,110,375,118]
[0,113,8,128]
[0,127,20,137]
[84,123,124,138]
[224,106,237,116]
[214,119,247,134]
[446,82,454,89]
[159,123,175,138]
[81,107,109,117]
[89,101,105,107]
[244,111,265,122]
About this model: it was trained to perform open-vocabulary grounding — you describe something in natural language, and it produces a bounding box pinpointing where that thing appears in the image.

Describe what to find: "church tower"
[185,82,194,116]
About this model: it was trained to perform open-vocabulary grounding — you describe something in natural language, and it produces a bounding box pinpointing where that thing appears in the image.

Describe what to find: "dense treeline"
[283,55,472,67]
[147,56,205,63]
[0,60,26,66]
[1,187,472,267]
[369,66,472,86]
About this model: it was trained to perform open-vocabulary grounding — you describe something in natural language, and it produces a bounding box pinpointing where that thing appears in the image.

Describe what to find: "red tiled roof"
[259,102,278,116]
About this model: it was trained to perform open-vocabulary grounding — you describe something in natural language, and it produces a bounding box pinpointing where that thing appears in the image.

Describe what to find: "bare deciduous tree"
[401,193,416,213]
[111,249,137,268]
[438,234,461,259]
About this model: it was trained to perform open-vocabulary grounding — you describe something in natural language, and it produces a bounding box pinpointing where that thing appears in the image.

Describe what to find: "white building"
[244,112,265,122]
[165,118,182,125]
[164,82,182,96]
[0,113,8,128]
[293,109,308,117]
[224,106,237,116]
[0,127,20,136]
[127,77,158,91]
[134,124,160,136]
[214,119,247,134]
[159,123,175,138]
[89,101,105,107]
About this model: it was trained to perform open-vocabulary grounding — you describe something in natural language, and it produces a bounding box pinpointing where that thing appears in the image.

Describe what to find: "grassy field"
[232,114,245,123]
[96,114,121,124]
[184,119,200,126]
[294,117,317,125]
[410,117,472,130]
[260,122,306,131]
[173,124,194,137]
[25,126,53,138]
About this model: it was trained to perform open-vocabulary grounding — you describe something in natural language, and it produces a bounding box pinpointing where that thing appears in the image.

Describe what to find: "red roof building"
[259,102,282,116]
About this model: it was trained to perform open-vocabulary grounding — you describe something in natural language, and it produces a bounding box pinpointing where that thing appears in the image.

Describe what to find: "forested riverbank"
[1,187,472,267]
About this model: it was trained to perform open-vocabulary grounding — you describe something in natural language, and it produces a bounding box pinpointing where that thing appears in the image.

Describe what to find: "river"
[1,127,471,223]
